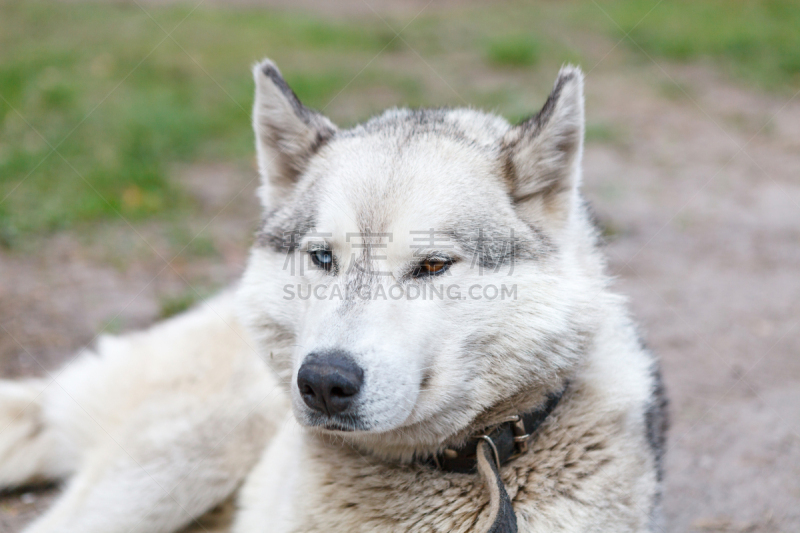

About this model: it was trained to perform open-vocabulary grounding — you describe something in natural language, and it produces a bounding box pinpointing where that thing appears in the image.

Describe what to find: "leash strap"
[476,439,518,533]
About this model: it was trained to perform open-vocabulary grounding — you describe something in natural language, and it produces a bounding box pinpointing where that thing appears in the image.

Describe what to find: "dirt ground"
[2,4,799,532]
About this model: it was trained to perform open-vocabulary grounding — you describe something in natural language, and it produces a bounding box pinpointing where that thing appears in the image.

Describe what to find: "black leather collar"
[419,385,567,533]
[424,386,567,474]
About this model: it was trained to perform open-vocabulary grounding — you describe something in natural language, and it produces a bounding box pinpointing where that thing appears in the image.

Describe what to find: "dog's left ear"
[502,66,584,228]
[252,59,338,208]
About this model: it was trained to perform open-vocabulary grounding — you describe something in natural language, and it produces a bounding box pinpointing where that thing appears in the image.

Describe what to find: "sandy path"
[585,63,800,531]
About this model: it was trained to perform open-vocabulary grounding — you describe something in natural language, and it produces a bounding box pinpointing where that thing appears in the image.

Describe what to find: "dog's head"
[238,59,603,457]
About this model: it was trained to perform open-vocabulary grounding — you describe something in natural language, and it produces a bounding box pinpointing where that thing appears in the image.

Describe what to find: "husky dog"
[0,59,667,533]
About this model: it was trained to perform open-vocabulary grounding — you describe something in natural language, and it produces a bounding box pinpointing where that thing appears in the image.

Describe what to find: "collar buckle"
[491,414,531,460]
[510,415,530,458]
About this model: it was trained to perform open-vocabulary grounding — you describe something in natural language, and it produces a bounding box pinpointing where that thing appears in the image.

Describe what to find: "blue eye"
[310,250,333,271]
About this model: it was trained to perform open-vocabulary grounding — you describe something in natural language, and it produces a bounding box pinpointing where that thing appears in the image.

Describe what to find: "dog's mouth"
[304,412,368,433]
[322,423,355,432]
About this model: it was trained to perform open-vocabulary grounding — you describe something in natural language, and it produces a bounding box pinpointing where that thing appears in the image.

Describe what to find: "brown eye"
[413,259,452,277]
[422,260,446,273]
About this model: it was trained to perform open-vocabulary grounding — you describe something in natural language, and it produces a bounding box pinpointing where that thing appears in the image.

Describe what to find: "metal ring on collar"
[476,435,501,469]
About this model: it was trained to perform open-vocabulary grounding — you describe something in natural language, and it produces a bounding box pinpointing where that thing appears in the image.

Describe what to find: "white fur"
[2,293,287,533]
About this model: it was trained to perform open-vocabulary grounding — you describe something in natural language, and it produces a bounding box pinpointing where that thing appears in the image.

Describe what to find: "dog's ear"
[502,66,584,229]
[252,59,337,208]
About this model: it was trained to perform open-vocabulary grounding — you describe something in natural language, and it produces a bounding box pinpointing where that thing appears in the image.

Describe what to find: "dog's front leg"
[21,389,278,533]
[232,419,304,533]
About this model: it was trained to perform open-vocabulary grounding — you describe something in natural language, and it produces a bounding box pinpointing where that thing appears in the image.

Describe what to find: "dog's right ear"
[252,59,337,208]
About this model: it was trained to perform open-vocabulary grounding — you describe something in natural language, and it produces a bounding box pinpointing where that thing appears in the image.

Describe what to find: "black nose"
[297,351,363,416]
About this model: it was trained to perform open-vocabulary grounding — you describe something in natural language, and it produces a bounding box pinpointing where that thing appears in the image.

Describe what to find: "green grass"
[589,0,800,90]
[158,287,212,319]
[585,122,622,144]
[486,35,541,67]
[2,0,796,247]
[0,2,404,245]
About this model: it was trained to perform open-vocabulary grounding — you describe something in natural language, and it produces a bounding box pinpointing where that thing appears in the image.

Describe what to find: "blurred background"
[1,0,799,531]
